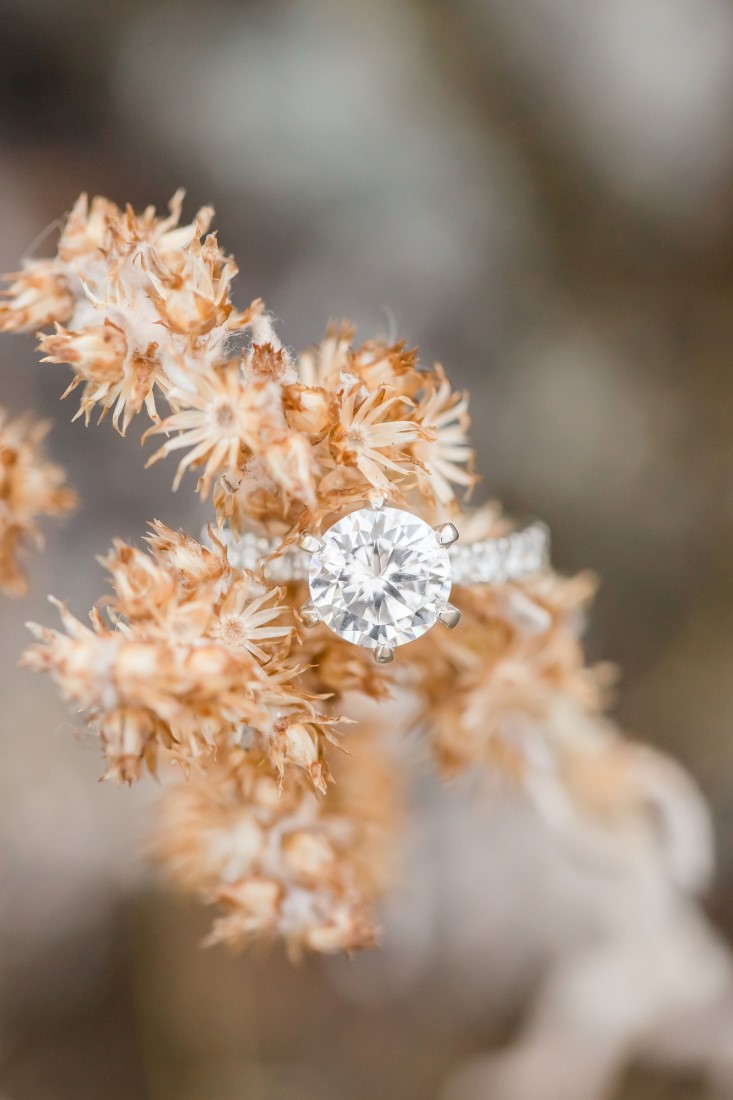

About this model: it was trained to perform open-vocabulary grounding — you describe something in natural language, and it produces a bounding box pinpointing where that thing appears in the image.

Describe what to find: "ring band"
[218,520,550,587]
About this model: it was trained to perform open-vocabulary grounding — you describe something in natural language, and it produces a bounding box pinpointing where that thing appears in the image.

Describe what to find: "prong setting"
[368,491,386,511]
[298,532,325,554]
[374,645,394,664]
[299,601,321,626]
[434,522,459,547]
[437,602,461,629]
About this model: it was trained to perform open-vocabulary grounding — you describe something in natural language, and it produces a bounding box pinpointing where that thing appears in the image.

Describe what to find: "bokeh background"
[1,1,733,1097]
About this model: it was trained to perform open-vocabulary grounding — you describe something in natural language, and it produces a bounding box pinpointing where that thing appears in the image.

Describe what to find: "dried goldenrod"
[0,408,76,596]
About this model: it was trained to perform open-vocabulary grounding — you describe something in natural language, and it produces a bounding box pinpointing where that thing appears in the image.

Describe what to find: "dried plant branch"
[0,193,715,966]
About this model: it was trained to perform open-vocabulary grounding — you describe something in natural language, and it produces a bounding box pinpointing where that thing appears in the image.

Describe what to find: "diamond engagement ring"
[220,500,549,663]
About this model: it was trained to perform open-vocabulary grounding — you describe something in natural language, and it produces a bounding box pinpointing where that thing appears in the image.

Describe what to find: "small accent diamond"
[308,507,452,649]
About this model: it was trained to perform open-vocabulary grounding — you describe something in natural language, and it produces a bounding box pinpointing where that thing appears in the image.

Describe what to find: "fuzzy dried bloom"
[412,365,476,510]
[22,525,336,786]
[1,197,476,529]
[155,341,470,527]
[324,383,424,495]
[145,353,317,508]
[0,407,76,596]
[411,567,610,777]
[155,735,399,955]
[291,338,474,526]
[2,192,273,433]
[0,260,75,332]
[297,324,421,397]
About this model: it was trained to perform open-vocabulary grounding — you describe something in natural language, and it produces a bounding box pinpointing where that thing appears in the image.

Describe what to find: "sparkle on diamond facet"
[308,507,452,649]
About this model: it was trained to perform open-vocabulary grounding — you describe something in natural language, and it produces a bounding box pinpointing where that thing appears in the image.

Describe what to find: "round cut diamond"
[309,507,452,649]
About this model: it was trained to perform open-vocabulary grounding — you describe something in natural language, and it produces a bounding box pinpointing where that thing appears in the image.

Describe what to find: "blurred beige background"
[1,1,733,1097]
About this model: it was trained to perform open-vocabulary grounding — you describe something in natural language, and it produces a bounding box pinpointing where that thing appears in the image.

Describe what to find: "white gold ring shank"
[219,520,550,587]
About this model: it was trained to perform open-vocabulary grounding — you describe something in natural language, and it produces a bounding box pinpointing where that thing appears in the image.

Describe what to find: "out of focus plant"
[0,407,75,596]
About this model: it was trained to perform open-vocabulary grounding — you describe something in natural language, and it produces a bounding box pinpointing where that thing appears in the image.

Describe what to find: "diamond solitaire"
[302,505,459,662]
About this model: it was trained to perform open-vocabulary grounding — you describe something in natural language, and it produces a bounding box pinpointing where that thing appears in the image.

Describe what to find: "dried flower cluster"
[1,194,474,535]
[23,525,339,789]
[0,408,76,596]
[155,735,398,954]
[413,567,611,776]
[0,193,703,956]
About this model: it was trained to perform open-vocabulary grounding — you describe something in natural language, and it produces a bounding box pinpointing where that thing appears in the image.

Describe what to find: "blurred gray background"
[1,1,733,1097]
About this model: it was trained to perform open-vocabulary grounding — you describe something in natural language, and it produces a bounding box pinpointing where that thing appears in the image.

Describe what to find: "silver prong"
[437,603,461,629]
[368,491,386,511]
[298,532,325,554]
[374,645,394,664]
[435,522,459,547]
[300,601,321,626]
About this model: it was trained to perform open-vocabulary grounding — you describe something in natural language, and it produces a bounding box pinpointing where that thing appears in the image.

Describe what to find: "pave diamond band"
[218,518,550,587]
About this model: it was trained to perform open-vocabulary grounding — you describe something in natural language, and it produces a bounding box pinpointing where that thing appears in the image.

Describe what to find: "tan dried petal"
[297,322,356,390]
[283,383,334,436]
[263,432,318,511]
[348,339,421,396]
[39,322,163,432]
[144,521,229,590]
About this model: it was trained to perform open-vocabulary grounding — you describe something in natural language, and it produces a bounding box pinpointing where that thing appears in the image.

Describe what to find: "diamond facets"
[308,507,452,649]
